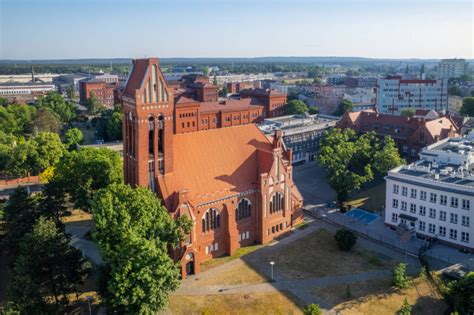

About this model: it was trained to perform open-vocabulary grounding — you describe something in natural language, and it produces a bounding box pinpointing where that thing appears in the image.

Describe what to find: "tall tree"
[92,184,192,314]
[8,217,91,313]
[86,91,105,115]
[333,99,353,116]
[65,127,83,150]
[52,147,123,210]
[284,99,309,115]
[400,108,415,117]
[460,97,474,116]
[35,92,76,123]
[374,136,405,175]
[445,271,474,314]
[29,107,61,134]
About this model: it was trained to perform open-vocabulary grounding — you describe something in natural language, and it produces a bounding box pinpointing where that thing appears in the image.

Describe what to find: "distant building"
[0,82,56,101]
[337,110,460,160]
[53,74,88,93]
[79,72,120,107]
[376,76,448,114]
[259,114,339,164]
[437,59,467,79]
[269,83,297,94]
[344,77,378,88]
[343,87,376,112]
[448,95,464,114]
[385,134,474,252]
[326,74,346,85]
[226,81,255,94]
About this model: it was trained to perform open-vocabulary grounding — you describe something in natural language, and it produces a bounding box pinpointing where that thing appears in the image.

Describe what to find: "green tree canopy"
[460,97,474,116]
[35,92,76,123]
[29,107,61,134]
[52,147,123,210]
[400,108,415,117]
[96,106,122,141]
[92,184,192,314]
[448,86,462,97]
[8,217,91,313]
[65,127,83,150]
[86,91,105,115]
[333,99,353,116]
[318,129,404,202]
[285,99,309,115]
[445,271,474,314]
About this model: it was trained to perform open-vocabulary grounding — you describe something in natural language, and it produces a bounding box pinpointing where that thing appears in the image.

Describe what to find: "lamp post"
[86,296,92,315]
[270,261,275,282]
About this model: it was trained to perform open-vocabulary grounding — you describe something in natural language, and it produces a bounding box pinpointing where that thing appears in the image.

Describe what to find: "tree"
[303,303,322,315]
[0,104,36,136]
[86,91,105,115]
[373,136,405,176]
[334,229,357,251]
[92,184,192,314]
[313,77,322,85]
[35,92,76,123]
[202,66,210,76]
[448,86,462,97]
[399,297,412,315]
[96,106,123,141]
[65,127,83,150]
[393,263,409,289]
[0,97,9,106]
[29,107,61,134]
[308,106,319,115]
[333,99,353,116]
[52,147,123,210]
[460,97,474,116]
[400,108,415,117]
[213,74,218,86]
[285,100,309,115]
[8,217,91,313]
[219,86,229,97]
[445,272,474,314]
[318,129,403,202]
[32,132,65,171]
[65,85,75,99]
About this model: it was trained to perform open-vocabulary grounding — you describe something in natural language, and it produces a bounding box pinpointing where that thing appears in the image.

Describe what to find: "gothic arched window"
[202,208,221,233]
[270,192,284,214]
[236,199,251,221]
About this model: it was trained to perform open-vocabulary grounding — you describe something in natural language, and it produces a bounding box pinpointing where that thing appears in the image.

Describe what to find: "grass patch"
[344,181,386,213]
[331,277,447,314]
[200,244,264,272]
[294,220,310,230]
[195,261,267,286]
[168,291,303,315]
[259,229,394,279]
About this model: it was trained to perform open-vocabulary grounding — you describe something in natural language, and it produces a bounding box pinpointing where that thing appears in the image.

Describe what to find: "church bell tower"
[121,58,174,190]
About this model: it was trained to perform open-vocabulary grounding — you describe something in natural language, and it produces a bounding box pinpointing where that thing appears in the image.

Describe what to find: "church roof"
[159,124,274,207]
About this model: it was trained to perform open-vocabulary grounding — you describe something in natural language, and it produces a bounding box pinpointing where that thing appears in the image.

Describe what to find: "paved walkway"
[65,221,102,265]
[176,218,421,313]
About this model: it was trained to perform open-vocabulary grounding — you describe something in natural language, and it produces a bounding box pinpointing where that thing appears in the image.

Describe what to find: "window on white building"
[419,206,426,216]
[393,184,399,194]
[420,191,427,201]
[410,203,416,213]
[401,201,407,211]
[402,187,408,196]
[439,226,446,237]
[430,193,437,203]
[429,208,436,218]
[462,216,470,227]
[440,211,447,221]
[410,189,417,198]
[418,221,425,231]
[392,213,398,222]
[450,213,458,224]
[451,197,458,208]
[461,232,470,243]
[428,223,436,234]
[440,195,447,205]
[449,229,457,240]
[462,199,470,210]
[392,199,399,208]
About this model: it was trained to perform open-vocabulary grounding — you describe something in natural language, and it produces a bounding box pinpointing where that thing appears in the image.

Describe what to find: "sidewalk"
[306,206,474,271]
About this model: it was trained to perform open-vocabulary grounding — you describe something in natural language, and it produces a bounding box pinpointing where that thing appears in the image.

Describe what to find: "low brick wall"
[0,175,40,187]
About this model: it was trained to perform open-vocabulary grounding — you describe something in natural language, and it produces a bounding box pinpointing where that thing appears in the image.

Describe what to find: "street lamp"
[85,296,92,315]
[270,261,275,282]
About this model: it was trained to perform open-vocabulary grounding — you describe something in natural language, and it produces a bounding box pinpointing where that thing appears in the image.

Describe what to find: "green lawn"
[200,244,263,272]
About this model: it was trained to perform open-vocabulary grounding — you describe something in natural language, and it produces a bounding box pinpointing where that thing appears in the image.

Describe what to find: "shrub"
[399,297,412,315]
[303,303,322,315]
[334,229,357,251]
[393,263,409,289]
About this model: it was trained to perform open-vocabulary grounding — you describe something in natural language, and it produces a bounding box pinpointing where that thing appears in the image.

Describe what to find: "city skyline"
[1,0,473,60]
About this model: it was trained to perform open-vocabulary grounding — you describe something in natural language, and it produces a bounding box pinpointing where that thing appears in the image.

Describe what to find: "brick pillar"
[225,202,239,256]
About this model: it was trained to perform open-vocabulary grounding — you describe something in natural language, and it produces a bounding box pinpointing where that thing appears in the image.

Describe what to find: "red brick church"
[121,58,304,277]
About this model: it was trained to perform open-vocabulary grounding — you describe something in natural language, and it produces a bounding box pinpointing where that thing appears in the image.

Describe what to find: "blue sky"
[1,0,472,60]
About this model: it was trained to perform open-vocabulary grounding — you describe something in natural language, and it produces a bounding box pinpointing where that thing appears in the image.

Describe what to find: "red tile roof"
[159,124,274,206]
[198,98,264,113]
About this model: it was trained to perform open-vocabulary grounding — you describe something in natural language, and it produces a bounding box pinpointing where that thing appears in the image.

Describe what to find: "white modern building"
[438,59,468,79]
[0,82,56,99]
[259,114,339,164]
[376,76,448,114]
[385,134,474,252]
